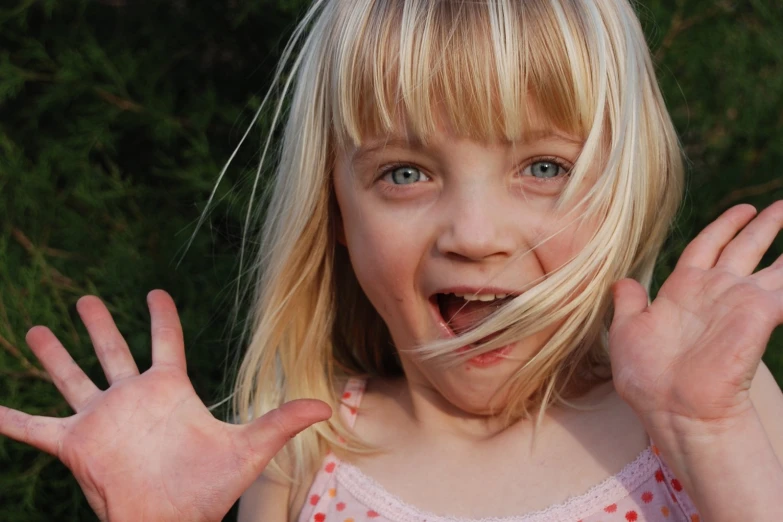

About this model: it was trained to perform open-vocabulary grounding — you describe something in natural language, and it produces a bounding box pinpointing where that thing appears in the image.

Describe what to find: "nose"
[435,185,518,262]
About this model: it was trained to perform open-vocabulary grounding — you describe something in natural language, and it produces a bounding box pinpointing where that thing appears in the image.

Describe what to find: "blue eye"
[385,165,429,185]
[522,159,570,179]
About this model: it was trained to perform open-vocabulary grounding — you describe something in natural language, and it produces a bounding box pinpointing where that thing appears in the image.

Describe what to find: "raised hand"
[0,290,331,522]
[608,202,783,520]
[609,202,783,429]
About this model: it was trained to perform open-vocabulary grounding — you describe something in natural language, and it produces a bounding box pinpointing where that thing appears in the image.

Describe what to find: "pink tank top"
[298,379,701,522]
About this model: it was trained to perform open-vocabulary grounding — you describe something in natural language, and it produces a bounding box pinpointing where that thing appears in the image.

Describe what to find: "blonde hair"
[228,0,683,494]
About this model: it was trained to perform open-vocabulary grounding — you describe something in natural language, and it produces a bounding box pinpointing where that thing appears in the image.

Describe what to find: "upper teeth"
[453,292,508,301]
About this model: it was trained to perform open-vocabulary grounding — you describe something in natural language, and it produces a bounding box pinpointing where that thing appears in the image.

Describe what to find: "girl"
[2,0,783,521]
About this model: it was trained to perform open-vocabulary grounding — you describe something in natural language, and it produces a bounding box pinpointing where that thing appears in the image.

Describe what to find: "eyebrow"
[521,129,583,145]
[351,137,424,164]
[350,129,582,164]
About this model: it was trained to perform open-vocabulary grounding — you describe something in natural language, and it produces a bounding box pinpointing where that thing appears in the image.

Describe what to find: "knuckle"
[268,409,293,437]
[152,325,182,344]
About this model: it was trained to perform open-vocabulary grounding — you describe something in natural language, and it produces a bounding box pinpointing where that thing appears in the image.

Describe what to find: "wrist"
[645,407,783,521]
[645,402,756,455]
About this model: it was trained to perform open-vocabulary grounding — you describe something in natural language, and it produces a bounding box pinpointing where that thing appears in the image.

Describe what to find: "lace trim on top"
[335,446,660,522]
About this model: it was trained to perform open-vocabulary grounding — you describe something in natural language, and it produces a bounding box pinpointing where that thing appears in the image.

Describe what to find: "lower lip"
[458,345,512,368]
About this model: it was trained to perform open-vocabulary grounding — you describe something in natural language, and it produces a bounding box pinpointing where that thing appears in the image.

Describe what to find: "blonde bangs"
[327,0,599,147]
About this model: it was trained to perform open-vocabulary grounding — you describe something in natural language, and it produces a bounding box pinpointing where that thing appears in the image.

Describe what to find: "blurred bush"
[0,0,781,520]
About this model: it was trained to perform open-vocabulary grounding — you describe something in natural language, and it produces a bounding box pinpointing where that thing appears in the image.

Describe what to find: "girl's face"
[333,118,596,415]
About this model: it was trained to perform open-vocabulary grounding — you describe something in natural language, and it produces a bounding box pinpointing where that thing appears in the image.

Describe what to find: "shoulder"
[239,455,324,522]
[238,399,340,522]
[750,360,783,461]
[240,377,368,521]
[238,470,291,522]
[562,380,651,466]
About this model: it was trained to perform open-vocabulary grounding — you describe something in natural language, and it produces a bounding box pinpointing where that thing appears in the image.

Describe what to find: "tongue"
[440,294,504,335]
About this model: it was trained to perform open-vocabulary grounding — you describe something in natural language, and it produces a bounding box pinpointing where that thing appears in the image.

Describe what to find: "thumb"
[611,278,649,326]
[241,399,332,464]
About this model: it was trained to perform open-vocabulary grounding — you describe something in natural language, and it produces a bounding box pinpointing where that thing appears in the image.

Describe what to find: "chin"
[398,334,541,417]
[432,364,519,416]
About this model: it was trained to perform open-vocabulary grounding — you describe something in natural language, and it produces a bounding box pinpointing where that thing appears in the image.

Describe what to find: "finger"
[26,326,101,411]
[676,204,758,270]
[147,290,186,370]
[240,399,332,464]
[715,201,783,275]
[76,296,139,384]
[0,406,64,456]
[611,279,649,331]
[753,252,783,291]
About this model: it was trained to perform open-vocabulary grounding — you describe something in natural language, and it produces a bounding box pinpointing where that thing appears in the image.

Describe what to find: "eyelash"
[518,156,573,182]
[376,156,574,191]
[376,162,431,195]
[378,162,427,180]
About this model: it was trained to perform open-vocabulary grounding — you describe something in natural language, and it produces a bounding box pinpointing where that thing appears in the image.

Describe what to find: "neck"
[379,375,530,442]
[373,368,614,445]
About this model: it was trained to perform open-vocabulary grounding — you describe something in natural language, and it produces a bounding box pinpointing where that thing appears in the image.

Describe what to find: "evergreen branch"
[10,227,82,345]
[11,228,78,292]
[10,228,77,259]
[19,70,55,82]
[19,452,57,480]
[93,87,190,129]
[0,272,32,329]
[11,227,37,253]
[0,369,53,380]
[0,0,37,21]
[0,333,51,383]
[654,2,734,62]
[12,228,84,344]
[4,60,188,129]
[93,87,142,113]
[717,178,783,208]
[0,280,16,339]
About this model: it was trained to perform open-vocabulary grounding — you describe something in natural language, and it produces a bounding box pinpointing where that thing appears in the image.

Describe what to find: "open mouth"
[434,292,515,335]
[429,291,518,366]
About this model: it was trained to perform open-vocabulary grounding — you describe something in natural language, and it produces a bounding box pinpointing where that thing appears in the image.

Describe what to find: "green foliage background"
[0,0,781,520]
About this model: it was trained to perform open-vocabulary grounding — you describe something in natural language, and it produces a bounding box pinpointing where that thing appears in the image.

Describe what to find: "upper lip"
[429,286,522,298]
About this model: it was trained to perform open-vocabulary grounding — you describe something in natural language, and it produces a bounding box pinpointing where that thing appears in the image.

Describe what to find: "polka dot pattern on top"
[296,379,701,522]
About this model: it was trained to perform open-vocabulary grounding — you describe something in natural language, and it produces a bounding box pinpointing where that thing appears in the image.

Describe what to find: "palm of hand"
[60,369,231,521]
[0,291,331,522]
[609,203,783,431]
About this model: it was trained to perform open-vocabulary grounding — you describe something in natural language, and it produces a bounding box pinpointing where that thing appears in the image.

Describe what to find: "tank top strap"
[649,441,700,518]
[296,378,367,522]
[338,377,366,428]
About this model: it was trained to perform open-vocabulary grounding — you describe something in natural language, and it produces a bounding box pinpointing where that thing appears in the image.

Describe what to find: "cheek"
[342,219,419,320]
[340,193,430,287]
[334,176,412,321]
[534,230,587,272]
[530,210,600,273]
